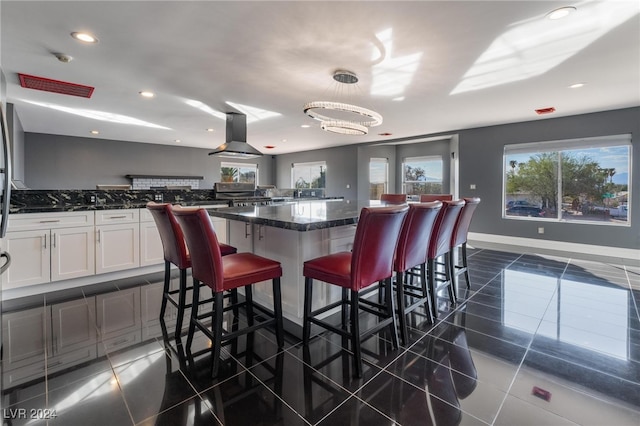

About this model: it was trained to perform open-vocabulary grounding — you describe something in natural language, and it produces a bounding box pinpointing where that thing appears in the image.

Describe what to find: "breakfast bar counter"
[206,200,385,334]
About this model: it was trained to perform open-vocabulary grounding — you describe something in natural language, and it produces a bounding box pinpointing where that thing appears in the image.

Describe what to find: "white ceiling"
[1,1,639,155]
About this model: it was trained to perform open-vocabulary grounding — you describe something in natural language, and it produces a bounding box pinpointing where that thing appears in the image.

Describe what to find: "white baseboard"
[467,232,639,262]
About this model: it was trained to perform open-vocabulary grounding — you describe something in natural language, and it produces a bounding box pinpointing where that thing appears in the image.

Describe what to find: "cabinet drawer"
[95,209,139,225]
[8,212,94,232]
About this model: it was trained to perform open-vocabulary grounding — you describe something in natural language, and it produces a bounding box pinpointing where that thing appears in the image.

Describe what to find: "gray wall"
[19,106,640,249]
[275,145,358,199]
[456,107,639,250]
[24,133,275,189]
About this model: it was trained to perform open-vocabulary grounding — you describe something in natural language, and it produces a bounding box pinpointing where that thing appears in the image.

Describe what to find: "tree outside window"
[292,161,326,189]
[369,158,388,200]
[504,136,630,224]
[221,162,257,184]
[402,156,443,195]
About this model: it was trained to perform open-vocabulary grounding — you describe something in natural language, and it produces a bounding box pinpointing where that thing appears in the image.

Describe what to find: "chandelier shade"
[303,70,383,136]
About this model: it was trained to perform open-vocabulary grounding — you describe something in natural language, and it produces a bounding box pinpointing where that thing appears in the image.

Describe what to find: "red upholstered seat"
[173,206,283,377]
[427,199,465,319]
[303,205,408,378]
[449,197,481,290]
[420,194,453,202]
[380,193,408,204]
[393,201,442,344]
[146,202,237,341]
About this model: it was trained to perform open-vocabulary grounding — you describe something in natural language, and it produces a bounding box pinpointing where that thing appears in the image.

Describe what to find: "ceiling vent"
[18,73,94,98]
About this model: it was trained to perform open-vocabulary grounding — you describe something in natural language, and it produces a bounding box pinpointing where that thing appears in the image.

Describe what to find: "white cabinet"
[228,220,253,253]
[139,208,164,267]
[51,226,95,282]
[96,287,142,355]
[4,212,95,289]
[95,210,140,274]
[2,298,97,388]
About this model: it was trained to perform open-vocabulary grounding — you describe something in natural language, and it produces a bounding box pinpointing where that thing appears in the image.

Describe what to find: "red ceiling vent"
[18,73,94,98]
[535,107,556,115]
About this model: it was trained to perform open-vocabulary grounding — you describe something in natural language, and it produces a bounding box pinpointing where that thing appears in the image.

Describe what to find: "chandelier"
[303,70,383,135]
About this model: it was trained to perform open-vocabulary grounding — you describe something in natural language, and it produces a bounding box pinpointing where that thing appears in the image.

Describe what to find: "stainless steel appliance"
[0,103,12,271]
[213,182,272,207]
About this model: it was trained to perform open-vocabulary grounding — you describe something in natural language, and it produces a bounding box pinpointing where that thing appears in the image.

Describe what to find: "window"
[369,158,388,201]
[220,162,258,184]
[292,161,326,189]
[504,134,631,225]
[402,156,443,196]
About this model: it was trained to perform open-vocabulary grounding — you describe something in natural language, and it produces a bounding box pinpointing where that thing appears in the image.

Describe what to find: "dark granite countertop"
[207,199,388,231]
[10,200,231,214]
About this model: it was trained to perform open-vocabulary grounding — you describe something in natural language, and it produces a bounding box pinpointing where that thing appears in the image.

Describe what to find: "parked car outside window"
[506,205,545,217]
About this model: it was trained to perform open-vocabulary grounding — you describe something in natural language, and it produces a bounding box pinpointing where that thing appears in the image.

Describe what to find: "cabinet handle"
[52,233,56,248]
[43,233,47,249]
[108,215,127,219]
[39,219,61,223]
[244,222,250,238]
[258,225,264,240]
[96,229,101,243]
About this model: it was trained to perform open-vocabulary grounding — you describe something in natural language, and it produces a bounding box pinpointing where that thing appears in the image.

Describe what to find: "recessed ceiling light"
[392,96,405,102]
[174,139,181,143]
[301,124,311,128]
[281,139,287,143]
[264,145,276,149]
[378,132,393,136]
[569,82,586,89]
[139,91,155,98]
[90,130,99,135]
[71,32,98,43]
[206,128,214,132]
[547,6,576,20]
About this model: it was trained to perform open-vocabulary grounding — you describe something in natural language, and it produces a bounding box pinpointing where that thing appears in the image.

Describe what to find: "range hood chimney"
[209,113,263,159]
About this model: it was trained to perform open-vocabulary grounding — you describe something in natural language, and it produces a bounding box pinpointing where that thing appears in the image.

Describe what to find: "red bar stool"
[420,194,453,202]
[380,193,407,204]
[303,205,408,378]
[394,201,442,345]
[146,202,237,340]
[172,207,283,377]
[449,197,481,290]
[427,199,465,319]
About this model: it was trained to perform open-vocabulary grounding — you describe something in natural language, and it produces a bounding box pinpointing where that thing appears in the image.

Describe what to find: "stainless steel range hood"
[209,112,263,159]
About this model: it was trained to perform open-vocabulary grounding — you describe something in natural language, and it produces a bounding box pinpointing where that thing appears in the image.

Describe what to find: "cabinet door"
[1,306,49,388]
[95,223,140,274]
[140,220,164,266]
[211,217,228,244]
[96,287,142,355]
[228,220,253,253]
[3,230,50,288]
[51,226,96,281]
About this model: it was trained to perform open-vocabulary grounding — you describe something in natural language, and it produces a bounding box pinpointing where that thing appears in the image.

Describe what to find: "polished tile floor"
[2,247,639,425]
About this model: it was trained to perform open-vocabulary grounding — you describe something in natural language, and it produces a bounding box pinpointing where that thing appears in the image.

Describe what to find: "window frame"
[369,157,389,201]
[291,161,327,189]
[502,134,632,226]
[220,161,258,184]
[401,155,444,196]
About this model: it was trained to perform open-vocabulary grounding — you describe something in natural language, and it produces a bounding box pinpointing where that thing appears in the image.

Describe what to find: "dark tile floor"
[2,247,639,425]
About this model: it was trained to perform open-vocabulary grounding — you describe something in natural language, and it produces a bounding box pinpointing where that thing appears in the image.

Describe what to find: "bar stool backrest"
[451,197,481,248]
[420,194,453,202]
[380,193,408,204]
[351,205,408,290]
[428,200,465,259]
[394,201,442,272]
[172,207,225,292]
[146,202,190,269]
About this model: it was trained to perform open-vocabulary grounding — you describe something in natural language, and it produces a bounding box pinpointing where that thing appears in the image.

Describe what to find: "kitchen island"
[207,199,387,335]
